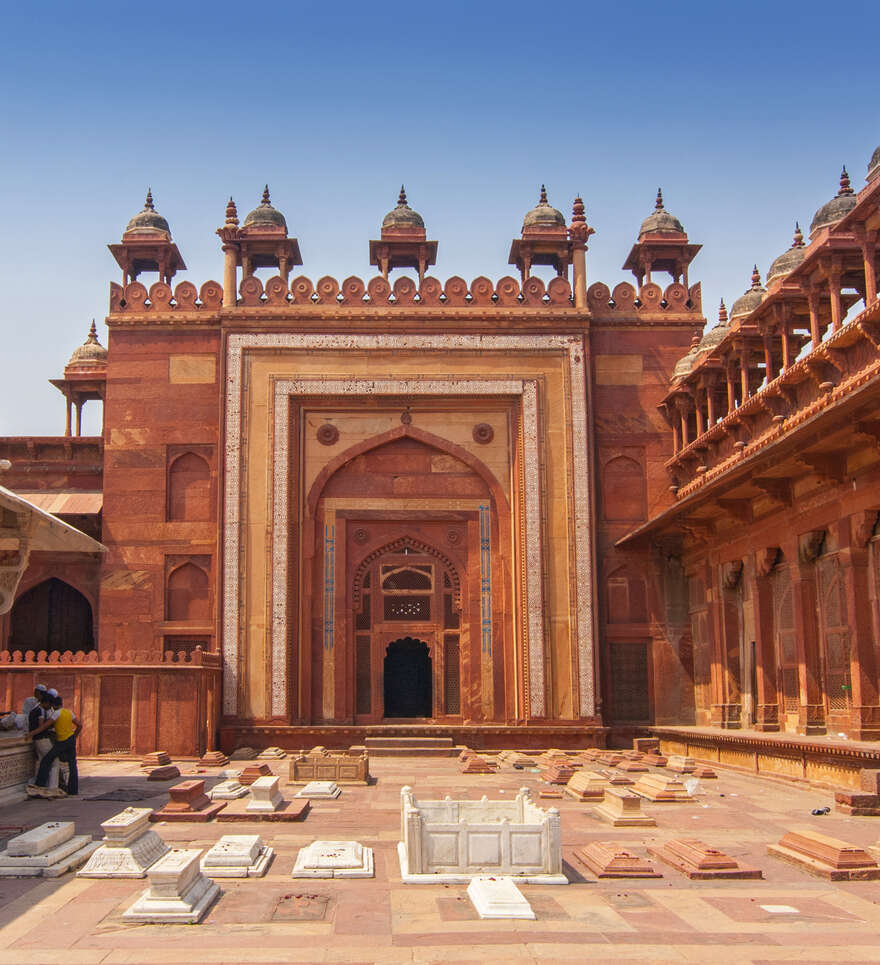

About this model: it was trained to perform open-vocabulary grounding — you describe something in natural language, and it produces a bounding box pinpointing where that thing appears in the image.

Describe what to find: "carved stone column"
[792,531,827,735]
[752,547,780,731]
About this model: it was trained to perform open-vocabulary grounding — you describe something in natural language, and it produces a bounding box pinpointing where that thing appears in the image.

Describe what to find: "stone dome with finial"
[243,185,287,231]
[382,186,425,232]
[868,144,880,183]
[639,188,685,238]
[729,266,767,321]
[522,185,566,230]
[125,189,170,236]
[767,223,806,283]
[810,167,857,237]
[67,322,107,369]
[672,333,702,381]
[696,299,731,355]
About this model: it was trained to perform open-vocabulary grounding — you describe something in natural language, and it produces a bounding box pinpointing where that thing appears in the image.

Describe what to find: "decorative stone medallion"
[316,423,339,446]
[472,422,494,444]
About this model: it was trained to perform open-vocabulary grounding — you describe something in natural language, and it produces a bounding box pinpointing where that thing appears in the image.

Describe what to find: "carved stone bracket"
[796,450,847,483]
[752,476,792,507]
[853,510,880,547]
[721,559,744,590]
[798,529,826,564]
[756,546,780,577]
[717,498,753,523]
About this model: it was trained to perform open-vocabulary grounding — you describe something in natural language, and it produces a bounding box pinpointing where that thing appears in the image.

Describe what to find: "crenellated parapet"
[587,280,702,316]
[0,646,220,666]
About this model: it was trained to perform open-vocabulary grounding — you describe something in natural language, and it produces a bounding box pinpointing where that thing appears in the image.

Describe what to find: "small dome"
[125,189,170,235]
[810,167,856,236]
[696,299,730,354]
[767,223,806,283]
[382,185,425,230]
[729,266,766,321]
[868,144,880,182]
[243,185,287,231]
[672,344,699,380]
[639,188,685,237]
[67,322,107,367]
[522,185,565,229]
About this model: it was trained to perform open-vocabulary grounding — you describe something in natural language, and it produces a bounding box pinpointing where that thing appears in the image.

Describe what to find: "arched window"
[165,562,210,622]
[167,452,211,522]
[9,578,94,652]
[602,455,646,521]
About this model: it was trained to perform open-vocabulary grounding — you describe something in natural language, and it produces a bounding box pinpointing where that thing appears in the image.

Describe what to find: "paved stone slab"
[467,876,535,919]
[292,839,374,878]
[216,798,310,822]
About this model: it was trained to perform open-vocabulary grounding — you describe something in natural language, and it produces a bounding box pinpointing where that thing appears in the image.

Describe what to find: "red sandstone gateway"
[2,146,880,787]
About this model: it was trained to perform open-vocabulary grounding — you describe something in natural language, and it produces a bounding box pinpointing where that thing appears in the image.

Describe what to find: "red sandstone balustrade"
[110,275,588,311]
[586,280,701,315]
[0,645,220,666]
[665,298,880,493]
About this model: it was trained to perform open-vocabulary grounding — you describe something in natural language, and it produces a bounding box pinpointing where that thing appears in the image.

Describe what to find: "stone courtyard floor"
[1,754,880,963]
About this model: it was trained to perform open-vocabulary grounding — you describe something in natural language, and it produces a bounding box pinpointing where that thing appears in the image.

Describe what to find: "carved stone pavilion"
[2,150,880,780]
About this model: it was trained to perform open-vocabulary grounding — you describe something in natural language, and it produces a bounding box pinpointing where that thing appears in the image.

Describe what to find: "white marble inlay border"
[223,332,593,720]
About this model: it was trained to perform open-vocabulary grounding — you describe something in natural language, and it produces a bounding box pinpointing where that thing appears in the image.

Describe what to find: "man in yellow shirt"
[28,694,81,798]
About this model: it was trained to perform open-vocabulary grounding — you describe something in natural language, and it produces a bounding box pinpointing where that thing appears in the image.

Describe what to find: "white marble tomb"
[201,835,274,877]
[79,807,169,878]
[123,848,220,923]
[295,781,341,799]
[292,840,374,878]
[467,876,536,919]
[209,779,249,800]
[0,821,98,878]
[246,776,284,812]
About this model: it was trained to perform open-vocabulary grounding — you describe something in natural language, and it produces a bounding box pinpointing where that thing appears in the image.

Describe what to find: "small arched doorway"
[384,637,432,718]
[9,578,94,652]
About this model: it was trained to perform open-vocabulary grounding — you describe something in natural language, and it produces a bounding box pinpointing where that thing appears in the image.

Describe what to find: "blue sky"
[1,0,877,434]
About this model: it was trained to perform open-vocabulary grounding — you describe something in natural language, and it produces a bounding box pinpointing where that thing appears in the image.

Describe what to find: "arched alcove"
[166,561,210,622]
[9,578,94,652]
[167,451,211,522]
[602,455,646,521]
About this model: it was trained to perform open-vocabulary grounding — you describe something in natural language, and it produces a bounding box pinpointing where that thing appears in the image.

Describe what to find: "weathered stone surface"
[617,761,649,772]
[633,738,660,753]
[7,822,73,857]
[216,798,310,822]
[123,849,220,923]
[576,842,662,878]
[229,747,258,761]
[78,833,168,878]
[201,835,273,878]
[295,781,341,799]
[768,829,880,880]
[593,787,656,827]
[667,755,697,774]
[147,765,180,781]
[564,770,608,801]
[257,746,286,759]
[467,876,535,919]
[292,840,374,878]
[541,762,579,784]
[199,750,229,766]
[649,839,762,879]
[460,755,497,774]
[0,836,99,878]
[632,774,691,802]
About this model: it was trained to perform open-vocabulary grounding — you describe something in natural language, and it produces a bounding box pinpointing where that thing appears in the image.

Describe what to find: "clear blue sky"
[1,0,877,434]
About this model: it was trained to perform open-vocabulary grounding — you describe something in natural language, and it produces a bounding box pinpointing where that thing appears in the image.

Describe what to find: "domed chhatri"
[382,186,426,233]
[869,144,880,183]
[767,223,806,284]
[243,185,288,232]
[672,335,701,381]
[522,185,566,231]
[730,265,766,321]
[67,321,107,369]
[697,299,731,354]
[810,167,857,237]
[124,189,170,237]
[639,188,685,238]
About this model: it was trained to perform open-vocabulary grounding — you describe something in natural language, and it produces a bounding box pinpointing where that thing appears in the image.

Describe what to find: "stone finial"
[792,221,804,248]
[838,166,853,197]
[571,195,586,226]
[261,184,271,205]
[87,320,98,343]
[539,184,549,205]
[568,195,594,243]
[225,197,239,226]
[655,187,664,210]
[144,188,155,211]
[751,264,763,289]
[719,298,728,324]
[397,185,408,207]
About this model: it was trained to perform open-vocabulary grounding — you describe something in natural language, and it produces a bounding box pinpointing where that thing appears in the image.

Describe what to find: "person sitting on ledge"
[27,694,81,798]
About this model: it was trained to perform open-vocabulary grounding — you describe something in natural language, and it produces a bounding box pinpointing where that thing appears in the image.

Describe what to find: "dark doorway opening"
[384,636,432,718]
[10,578,94,653]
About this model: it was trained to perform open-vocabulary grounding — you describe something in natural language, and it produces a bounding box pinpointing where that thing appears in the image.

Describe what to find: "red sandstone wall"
[98,326,221,657]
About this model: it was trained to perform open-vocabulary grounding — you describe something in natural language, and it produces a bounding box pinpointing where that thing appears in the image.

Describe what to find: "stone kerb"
[78,807,169,878]
[398,785,566,884]
[0,821,98,877]
[123,848,220,923]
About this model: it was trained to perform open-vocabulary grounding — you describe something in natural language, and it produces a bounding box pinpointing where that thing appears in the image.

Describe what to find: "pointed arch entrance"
[301,427,512,725]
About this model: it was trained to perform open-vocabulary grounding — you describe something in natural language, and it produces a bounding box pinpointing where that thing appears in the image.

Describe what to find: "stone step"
[364,736,461,756]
